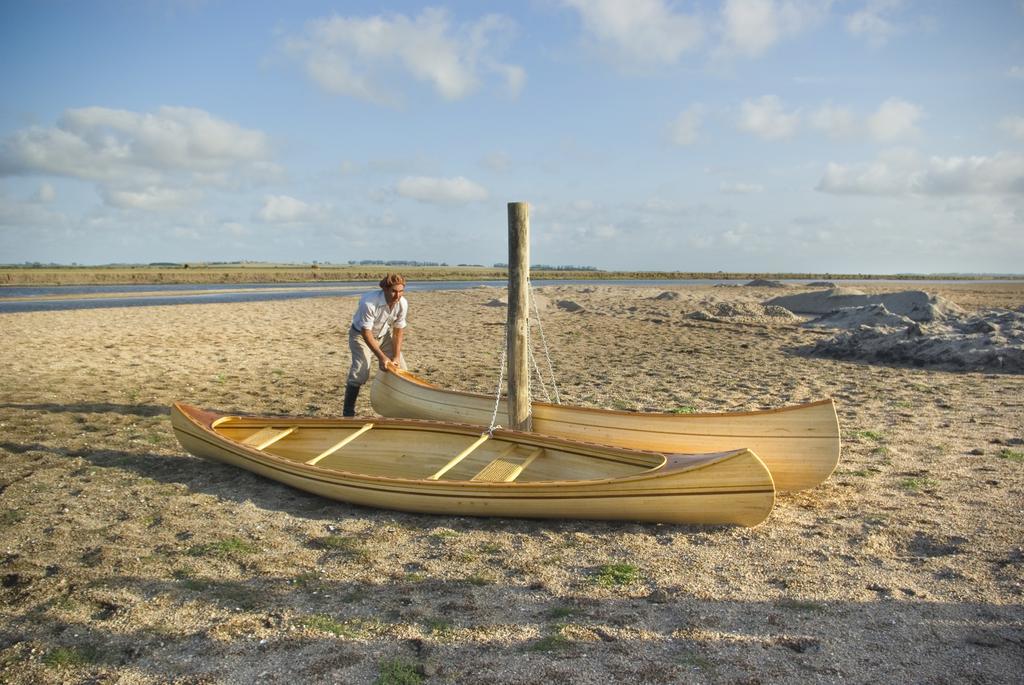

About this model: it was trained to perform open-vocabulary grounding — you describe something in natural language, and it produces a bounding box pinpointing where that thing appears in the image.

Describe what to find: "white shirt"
[351,290,408,339]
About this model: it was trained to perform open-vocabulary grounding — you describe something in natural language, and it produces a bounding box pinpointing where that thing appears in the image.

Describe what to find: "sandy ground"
[1,282,1022,684]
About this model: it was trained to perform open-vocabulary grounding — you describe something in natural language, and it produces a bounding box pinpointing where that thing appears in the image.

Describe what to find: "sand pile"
[687,302,799,324]
[803,303,915,329]
[767,288,964,322]
[804,308,1024,372]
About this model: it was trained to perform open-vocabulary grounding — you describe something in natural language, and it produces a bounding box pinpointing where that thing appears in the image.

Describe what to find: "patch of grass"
[145,433,167,445]
[547,606,575,620]
[298,614,358,638]
[0,509,26,525]
[669,405,697,414]
[43,645,100,668]
[423,617,455,635]
[403,572,427,583]
[529,630,572,652]
[465,572,494,586]
[374,658,422,685]
[592,562,640,588]
[850,429,884,442]
[186,536,258,558]
[313,534,368,558]
[678,650,714,671]
[997,448,1024,462]
[837,468,874,477]
[478,542,504,554]
[898,477,938,492]
[429,529,458,543]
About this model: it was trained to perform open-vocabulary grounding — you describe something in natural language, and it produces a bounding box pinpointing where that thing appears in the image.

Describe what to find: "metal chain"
[528,279,561,404]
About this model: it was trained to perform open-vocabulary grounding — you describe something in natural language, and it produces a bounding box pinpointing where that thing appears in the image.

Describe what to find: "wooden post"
[507,202,532,431]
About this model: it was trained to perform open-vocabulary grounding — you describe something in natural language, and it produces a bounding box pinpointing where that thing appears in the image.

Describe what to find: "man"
[344,274,408,417]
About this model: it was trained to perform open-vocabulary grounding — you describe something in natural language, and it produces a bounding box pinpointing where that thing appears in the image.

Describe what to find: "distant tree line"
[492,263,600,271]
[347,259,449,267]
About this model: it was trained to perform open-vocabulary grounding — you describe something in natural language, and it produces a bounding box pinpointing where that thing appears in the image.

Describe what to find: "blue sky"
[1,0,1022,272]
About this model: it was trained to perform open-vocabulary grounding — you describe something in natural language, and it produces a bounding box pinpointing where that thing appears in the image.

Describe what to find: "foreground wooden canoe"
[370,369,840,491]
[171,402,775,526]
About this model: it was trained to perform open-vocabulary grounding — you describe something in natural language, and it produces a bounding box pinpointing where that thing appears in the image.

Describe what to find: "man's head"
[379,273,406,306]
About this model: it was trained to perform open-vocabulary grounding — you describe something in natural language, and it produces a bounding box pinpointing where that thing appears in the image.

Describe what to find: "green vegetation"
[592,562,640,587]
[850,429,884,442]
[547,606,575,620]
[374,658,422,685]
[298,614,360,638]
[43,645,100,668]
[3,263,1012,286]
[669,405,697,414]
[0,509,26,525]
[898,477,938,492]
[998,448,1024,462]
[678,651,715,671]
[529,630,572,652]
[313,534,368,559]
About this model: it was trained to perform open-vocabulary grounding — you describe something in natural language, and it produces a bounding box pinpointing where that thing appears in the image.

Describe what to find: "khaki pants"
[347,326,406,387]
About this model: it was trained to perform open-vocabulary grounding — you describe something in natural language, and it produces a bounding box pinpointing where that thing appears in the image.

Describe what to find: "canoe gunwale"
[384,368,838,421]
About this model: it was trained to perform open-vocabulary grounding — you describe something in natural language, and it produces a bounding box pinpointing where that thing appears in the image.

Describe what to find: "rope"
[529,344,551,403]
[528,280,561,404]
[487,319,508,435]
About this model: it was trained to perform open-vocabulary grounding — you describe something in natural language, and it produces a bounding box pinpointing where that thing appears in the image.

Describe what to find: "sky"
[1,0,1022,273]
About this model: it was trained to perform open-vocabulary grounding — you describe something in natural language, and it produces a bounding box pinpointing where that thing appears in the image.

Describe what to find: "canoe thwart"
[305,423,374,466]
[427,432,490,480]
[242,426,297,451]
[472,446,543,482]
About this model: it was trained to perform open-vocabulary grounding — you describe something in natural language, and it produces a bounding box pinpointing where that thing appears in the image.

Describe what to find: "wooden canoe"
[370,369,840,492]
[171,402,775,526]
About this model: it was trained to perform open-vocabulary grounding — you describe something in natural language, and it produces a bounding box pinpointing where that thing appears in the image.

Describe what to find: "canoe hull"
[371,369,841,491]
[171,403,775,526]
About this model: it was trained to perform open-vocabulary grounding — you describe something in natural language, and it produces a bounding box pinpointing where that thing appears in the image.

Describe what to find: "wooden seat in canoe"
[472,446,543,482]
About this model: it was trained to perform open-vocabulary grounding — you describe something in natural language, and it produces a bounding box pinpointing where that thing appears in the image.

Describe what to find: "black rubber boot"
[343,384,361,417]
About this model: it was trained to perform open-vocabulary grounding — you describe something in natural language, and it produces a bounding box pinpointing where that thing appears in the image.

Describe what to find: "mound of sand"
[745,279,789,288]
[652,291,679,300]
[687,302,800,324]
[805,309,1024,373]
[767,288,964,322]
[556,299,584,312]
[803,303,915,329]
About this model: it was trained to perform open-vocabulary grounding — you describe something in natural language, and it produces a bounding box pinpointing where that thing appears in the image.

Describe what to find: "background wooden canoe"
[370,369,840,491]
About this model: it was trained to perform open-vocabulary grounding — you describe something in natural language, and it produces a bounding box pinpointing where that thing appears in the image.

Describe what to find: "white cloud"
[284,9,523,104]
[817,151,1024,196]
[563,0,703,64]
[256,195,329,223]
[1009,66,1024,79]
[669,105,704,145]
[719,0,830,57]
[846,0,903,48]
[867,97,922,142]
[809,103,858,139]
[397,176,488,204]
[1000,115,1024,141]
[720,182,764,194]
[738,95,800,140]
[0,106,272,208]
